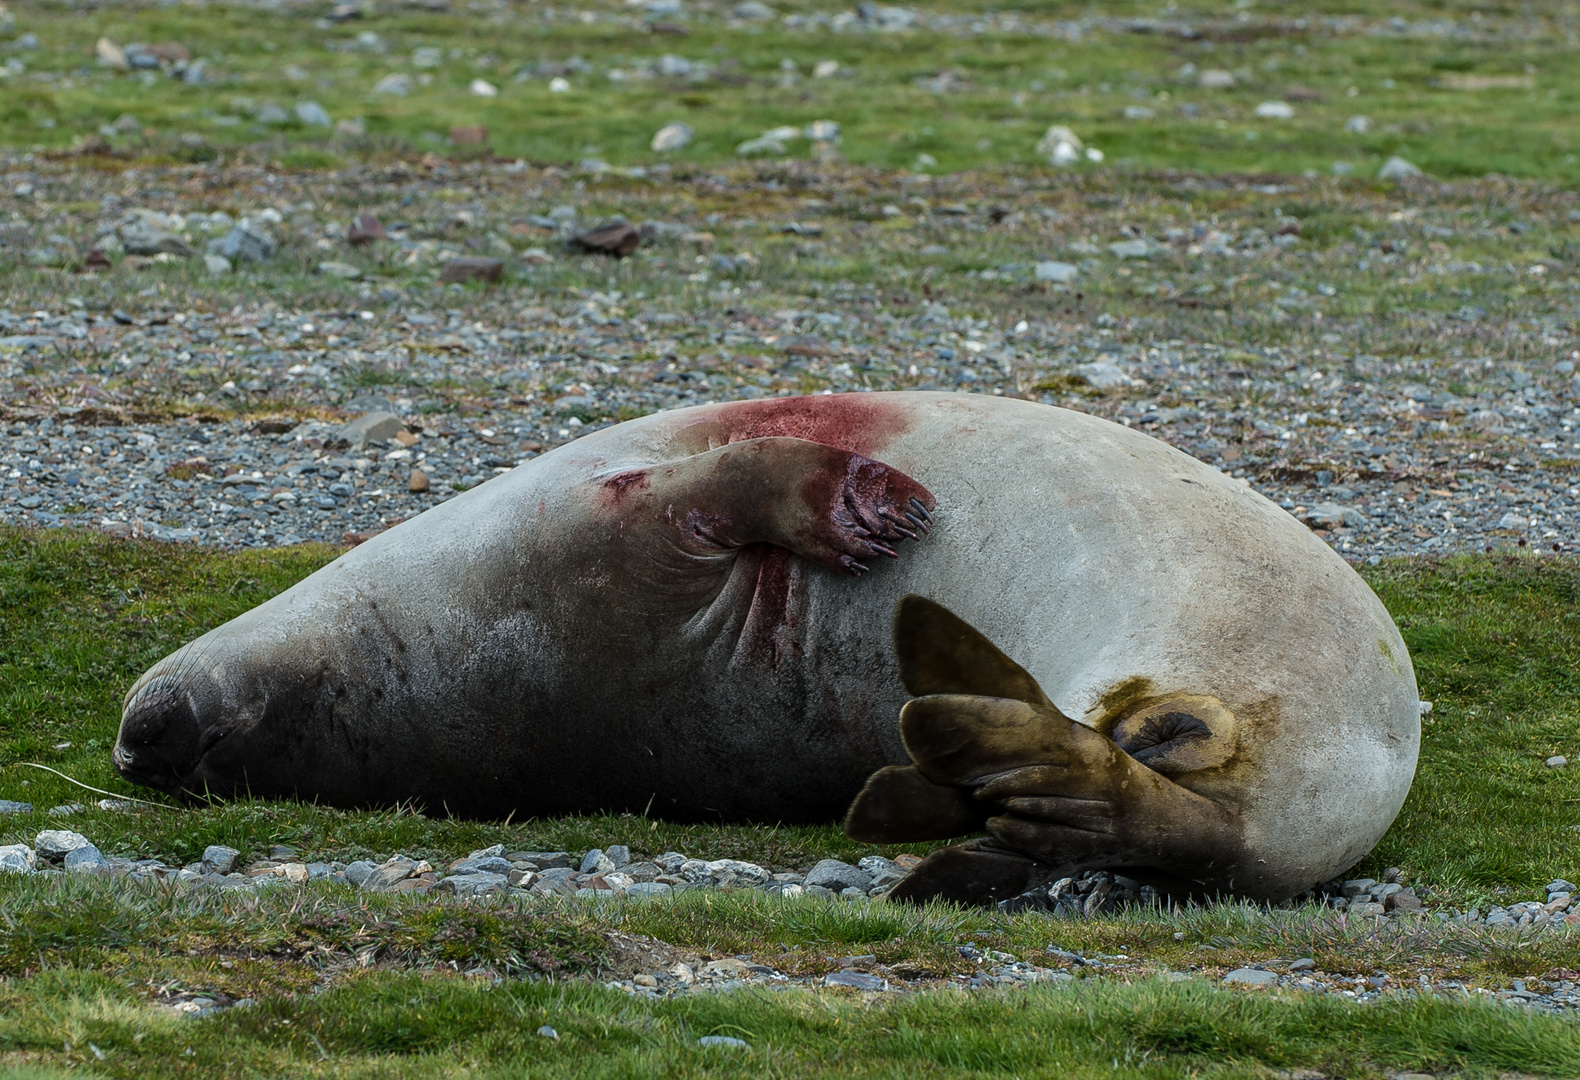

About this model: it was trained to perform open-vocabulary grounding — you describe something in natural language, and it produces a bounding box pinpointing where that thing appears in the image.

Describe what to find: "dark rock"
[347,214,386,246]
[439,256,504,283]
[569,220,641,257]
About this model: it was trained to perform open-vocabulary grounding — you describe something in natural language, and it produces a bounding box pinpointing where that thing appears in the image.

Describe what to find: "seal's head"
[113,645,270,799]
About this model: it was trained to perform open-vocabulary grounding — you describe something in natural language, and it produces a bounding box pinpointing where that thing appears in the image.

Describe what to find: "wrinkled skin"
[114,393,1419,901]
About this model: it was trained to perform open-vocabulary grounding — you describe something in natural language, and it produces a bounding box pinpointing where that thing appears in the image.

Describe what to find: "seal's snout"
[114,677,207,792]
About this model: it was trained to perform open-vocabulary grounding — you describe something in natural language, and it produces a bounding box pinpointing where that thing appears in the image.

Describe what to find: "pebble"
[650,122,693,153]
[1379,155,1423,180]
[1546,755,1568,768]
[295,101,332,128]
[1223,967,1279,986]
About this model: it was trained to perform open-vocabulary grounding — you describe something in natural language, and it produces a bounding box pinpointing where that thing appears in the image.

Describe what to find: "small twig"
[8,763,171,808]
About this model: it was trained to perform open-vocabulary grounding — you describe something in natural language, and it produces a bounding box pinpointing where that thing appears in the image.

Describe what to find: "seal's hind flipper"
[899,694,1075,787]
[883,840,1039,907]
[843,764,990,843]
[892,595,1054,706]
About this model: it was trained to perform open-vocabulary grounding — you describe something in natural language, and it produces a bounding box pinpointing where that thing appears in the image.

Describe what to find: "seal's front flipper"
[843,764,990,843]
[882,839,1038,907]
[604,436,935,579]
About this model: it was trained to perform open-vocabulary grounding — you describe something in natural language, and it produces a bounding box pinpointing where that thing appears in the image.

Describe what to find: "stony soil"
[1,157,1578,561]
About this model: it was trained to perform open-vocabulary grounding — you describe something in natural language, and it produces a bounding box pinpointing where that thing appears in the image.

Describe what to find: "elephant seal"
[112,391,1418,902]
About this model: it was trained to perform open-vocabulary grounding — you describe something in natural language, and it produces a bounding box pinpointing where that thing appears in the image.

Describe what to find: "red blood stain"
[600,469,651,505]
[737,545,800,666]
[706,394,914,458]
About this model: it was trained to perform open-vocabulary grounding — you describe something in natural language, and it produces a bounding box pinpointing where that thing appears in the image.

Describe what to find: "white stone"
[1547,755,1569,769]
[1198,69,1235,88]
[372,73,413,96]
[1379,156,1422,180]
[804,119,840,143]
[549,77,570,93]
[1036,125,1083,166]
[650,122,693,153]
[1344,115,1372,133]
[295,101,332,127]
[1035,261,1079,283]
[1253,101,1295,119]
[0,844,35,873]
[469,79,498,97]
[34,829,93,861]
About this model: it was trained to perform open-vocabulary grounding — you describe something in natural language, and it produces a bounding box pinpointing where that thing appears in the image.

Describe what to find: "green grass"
[1,0,1578,180]
[3,513,1580,1075]
[4,958,1580,1078]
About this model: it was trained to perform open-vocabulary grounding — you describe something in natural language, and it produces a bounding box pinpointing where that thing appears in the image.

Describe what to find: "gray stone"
[437,872,508,896]
[1379,156,1422,180]
[122,228,194,258]
[840,886,868,900]
[804,884,836,900]
[450,855,512,875]
[511,850,573,869]
[202,844,241,875]
[1075,361,1136,389]
[706,858,769,887]
[343,859,380,886]
[605,844,631,868]
[64,844,109,872]
[1034,260,1079,283]
[341,411,403,448]
[318,260,362,280]
[625,881,673,898]
[1108,239,1154,259]
[698,1036,750,1049]
[365,862,416,890]
[295,101,333,127]
[1223,968,1278,986]
[1350,901,1387,917]
[1303,503,1366,530]
[1545,755,1568,769]
[468,843,506,859]
[0,800,33,816]
[656,852,687,873]
[581,849,616,874]
[203,254,232,275]
[1288,958,1316,972]
[212,224,277,262]
[804,858,872,892]
[856,855,905,887]
[1547,880,1577,895]
[34,829,94,861]
[826,971,885,990]
[1341,878,1377,898]
[537,1025,558,1040]
[0,844,35,873]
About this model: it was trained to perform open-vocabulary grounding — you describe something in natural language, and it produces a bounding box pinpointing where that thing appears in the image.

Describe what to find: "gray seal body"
[114,392,1418,899]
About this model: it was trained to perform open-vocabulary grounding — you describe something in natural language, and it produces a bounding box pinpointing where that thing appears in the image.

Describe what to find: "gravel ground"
[4,821,1576,1014]
[1,158,1578,563]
